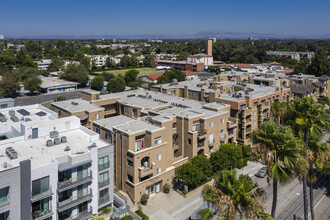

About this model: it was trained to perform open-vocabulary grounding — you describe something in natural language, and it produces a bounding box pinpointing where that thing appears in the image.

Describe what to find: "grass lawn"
[42,101,53,109]
[92,67,160,76]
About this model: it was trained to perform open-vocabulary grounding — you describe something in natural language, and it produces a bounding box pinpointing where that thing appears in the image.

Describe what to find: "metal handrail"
[58,171,92,189]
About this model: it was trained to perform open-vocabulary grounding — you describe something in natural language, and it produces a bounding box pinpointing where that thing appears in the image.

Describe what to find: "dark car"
[255,167,267,178]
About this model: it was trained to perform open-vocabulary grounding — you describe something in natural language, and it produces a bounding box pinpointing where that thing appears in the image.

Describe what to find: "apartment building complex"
[150,77,292,145]
[0,104,113,220]
[52,89,237,204]
[266,51,314,61]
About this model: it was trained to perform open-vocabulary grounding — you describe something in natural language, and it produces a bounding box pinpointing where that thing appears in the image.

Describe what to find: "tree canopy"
[106,75,126,93]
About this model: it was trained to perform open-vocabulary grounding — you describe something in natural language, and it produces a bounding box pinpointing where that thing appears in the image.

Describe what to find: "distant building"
[35,59,52,70]
[39,76,79,94]
[0,98,14,109]
[266,51,314,61]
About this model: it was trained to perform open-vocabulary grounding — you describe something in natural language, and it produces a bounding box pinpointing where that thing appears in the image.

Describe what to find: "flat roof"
[52,99,104,113]
[39,76,79,89]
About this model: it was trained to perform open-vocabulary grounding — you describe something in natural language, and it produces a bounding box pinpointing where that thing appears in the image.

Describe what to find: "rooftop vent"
[71,101,79,105]
[9,110,15,116]
[54,138,61,145]
[3,162,7,168]
[64,146,70,151]
[50,131,58,138]
[46,140,54,147]
[0,115,7,123]
[24,117,32,122]
[6,147,18,159]
[61,136,67,143]
[10,115,19,122]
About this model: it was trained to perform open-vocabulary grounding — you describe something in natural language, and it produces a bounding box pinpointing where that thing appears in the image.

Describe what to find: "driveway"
[14,90,82,106]
[140,190,204,220]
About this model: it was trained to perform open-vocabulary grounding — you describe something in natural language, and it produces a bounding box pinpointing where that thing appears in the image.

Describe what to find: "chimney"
[206,38,213,56]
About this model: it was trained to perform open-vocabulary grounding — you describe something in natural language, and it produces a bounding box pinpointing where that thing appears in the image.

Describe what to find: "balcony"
[58,171,93,192]
[98,162,110,171]
[208,142,214,147]
[99,179,110,188]
[138,166,153,178]
[220,135,226,142]
[228,131,235,138]
[99,194,110,206]
[57,189,93,213]
[197,129,207,139]
[63,207,93,220]
[32,209,53,220]
[0,195,10,208]
[227,118,237,128]
[31,186,53,202]
[246,127,252,133]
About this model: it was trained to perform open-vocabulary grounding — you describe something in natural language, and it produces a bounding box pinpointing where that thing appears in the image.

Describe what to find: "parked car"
[255,167,267,178]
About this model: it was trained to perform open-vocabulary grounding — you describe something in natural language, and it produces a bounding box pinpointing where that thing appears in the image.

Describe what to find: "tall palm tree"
[271,100,287,125]
[201,170,273,219]
[252,122,304,218]
[289,97,329,220]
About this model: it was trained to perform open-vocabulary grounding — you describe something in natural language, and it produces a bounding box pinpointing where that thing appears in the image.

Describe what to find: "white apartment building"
[187,54,214,68]
[0,104,114,220]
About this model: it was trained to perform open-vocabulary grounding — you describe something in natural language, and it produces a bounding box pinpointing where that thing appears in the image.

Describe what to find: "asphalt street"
[14,90,82,106]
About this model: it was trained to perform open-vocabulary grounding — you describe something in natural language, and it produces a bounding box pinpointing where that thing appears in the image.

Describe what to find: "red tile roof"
[235,64,255,69]
[183,70,197,76]
[144,73,164,80]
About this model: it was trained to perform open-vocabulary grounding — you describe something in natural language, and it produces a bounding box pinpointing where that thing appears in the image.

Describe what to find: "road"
[14,90,82,106]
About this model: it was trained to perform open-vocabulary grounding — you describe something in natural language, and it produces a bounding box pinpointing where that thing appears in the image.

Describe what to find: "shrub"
[120,215,133,220]
[140,194,149,205]
[210,143,243,173]
[135,210,149,220]
[102,206,111,214]
[182,190,188,195]
[163,183,171,194]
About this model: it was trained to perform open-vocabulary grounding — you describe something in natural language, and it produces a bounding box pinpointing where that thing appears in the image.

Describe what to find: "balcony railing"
[58,171,93,190]
[246,118,252,123]
[98,162,110,171]
[0,195,10,208]
[57,189,92,209]
[138,166,153,178]
[31,186,53,202]
[63,207,93,220]
[32,209,53,220]
[99,194,110,205]
[198,129,207,136]
[98,178,110,188]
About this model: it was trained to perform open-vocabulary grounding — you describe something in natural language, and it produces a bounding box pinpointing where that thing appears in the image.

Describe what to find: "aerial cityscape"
[0,0,329,220]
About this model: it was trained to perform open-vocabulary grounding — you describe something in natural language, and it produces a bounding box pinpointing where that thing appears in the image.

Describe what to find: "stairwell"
[114,187,135,208]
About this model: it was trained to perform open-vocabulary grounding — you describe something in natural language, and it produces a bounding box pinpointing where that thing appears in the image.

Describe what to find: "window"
[99,188,109,199]
[156,154,161,161]
[0,187,9,207]
[154,136,162,145]
[135,140,143,151]
[124,107,129,114]
[172,123,177,129]
[220,118,225,124]
[253,120,257,125]
[59,110,61,116]
[99,172,109,187]
[209,133,214,143]
[220,130,225,138]
[253,111,256,116]
[156,168,161,174]
[127,174,133,183]
[189,91,194,97]
[95,128,100,134]
[32,197,50,215]
[188,138,192,145]
[254,101,258,107]
[209,122,213,128]
[98,156,109,170]
[0,104,8,108]
[32,176,49,197]
[0,211,9,220]
[105,132,111,141]
[127,160,133,167]
[192,121,200,132]
[95,113,99,120]
[133,109,138,116]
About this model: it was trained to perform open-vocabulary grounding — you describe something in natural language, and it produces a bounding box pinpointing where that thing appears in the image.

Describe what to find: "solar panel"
[17,109,30,116]
[36,111,47,117]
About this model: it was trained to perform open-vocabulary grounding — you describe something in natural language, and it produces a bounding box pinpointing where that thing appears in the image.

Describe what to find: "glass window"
[32,176,49,197]
[156,168,161,174]
[209,133,214,143]
[98,156,109,170]
[135,140,143,151]
[220,118,225,124]
[32,197,50,216]
[172,123,177,129]
[188,138,192,145]
[192,121,200,132]
[209,122,213,128]
[95,113,99,120]
[253,111,256,116]
[95,128,100,134]
[99,188,109,198]
[220,130,225,138]
[124,107,129,114]
[105,132,111,141]
[0,187,9,207]
[99,172,109,187]
[0,211,9,220]
[189,91,194,97]
[156,154,161,161]
[254,102,258,107]
[154,136,162,145]
[127,160,133,167]
[127,174,133,183]
[253,120,257,125]
[133,109,138,116]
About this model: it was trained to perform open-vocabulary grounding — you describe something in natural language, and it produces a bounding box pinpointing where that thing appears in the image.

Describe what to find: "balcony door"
[78,201,88,215]
[77,164,88,180]
[77,183,88,198]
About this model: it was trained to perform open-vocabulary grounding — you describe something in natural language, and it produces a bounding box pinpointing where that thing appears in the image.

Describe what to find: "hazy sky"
[0,0,329,36]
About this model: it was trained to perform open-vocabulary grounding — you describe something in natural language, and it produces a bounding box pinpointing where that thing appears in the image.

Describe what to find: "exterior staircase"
[114,188,135,208]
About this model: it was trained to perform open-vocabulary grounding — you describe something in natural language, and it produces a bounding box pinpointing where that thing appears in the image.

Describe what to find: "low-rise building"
[39,76,79,94]
[266,51,314,61]
[0,98,14,109]
[0,104,114,220]
[35,59,52,70]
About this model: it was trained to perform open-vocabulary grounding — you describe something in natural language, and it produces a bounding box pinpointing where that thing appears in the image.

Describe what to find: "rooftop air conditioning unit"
[46,140,54,147]
[10,115,19,122]
[9,110,15,116]
[64,146,70,151]
[54,138,61,145]
[50,131,59,138]
[61,136,67,143]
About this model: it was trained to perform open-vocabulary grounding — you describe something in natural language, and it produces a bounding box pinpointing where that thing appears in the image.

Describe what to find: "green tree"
[307,49,330,77]
[288,97,330,220]
[124,69,139,88]
[120,55,132,67]
[210,143,243,173]
[157,69,186,84]
[0,55,16,74]
[49,57,64,71]
[253,122,304,218]
[271,101,287,125]
[197,208,213,220]
[106,75,126,93]
[0,71,20,96]
[80,57,91,70]
[202,170,273,219]
[294,58,310,74]
[23,76,42,93]
[25,40,42,59]
[60,64,89,86]
[91,75,105,91]
[101,72,115,82]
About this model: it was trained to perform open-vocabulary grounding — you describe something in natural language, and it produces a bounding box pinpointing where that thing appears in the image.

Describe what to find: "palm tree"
[271,100,287,125]
[201,170,273,219]
[253,122,304,218]
[289,97,329,220]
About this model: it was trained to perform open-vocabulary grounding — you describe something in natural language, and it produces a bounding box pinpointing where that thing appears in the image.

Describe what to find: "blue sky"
[0,0,329,36]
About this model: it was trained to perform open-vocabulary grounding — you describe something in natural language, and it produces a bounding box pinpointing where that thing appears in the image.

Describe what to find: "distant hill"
[5,31,330,40]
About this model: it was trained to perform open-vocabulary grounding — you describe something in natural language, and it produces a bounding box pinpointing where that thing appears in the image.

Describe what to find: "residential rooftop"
[51,99,104,113]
